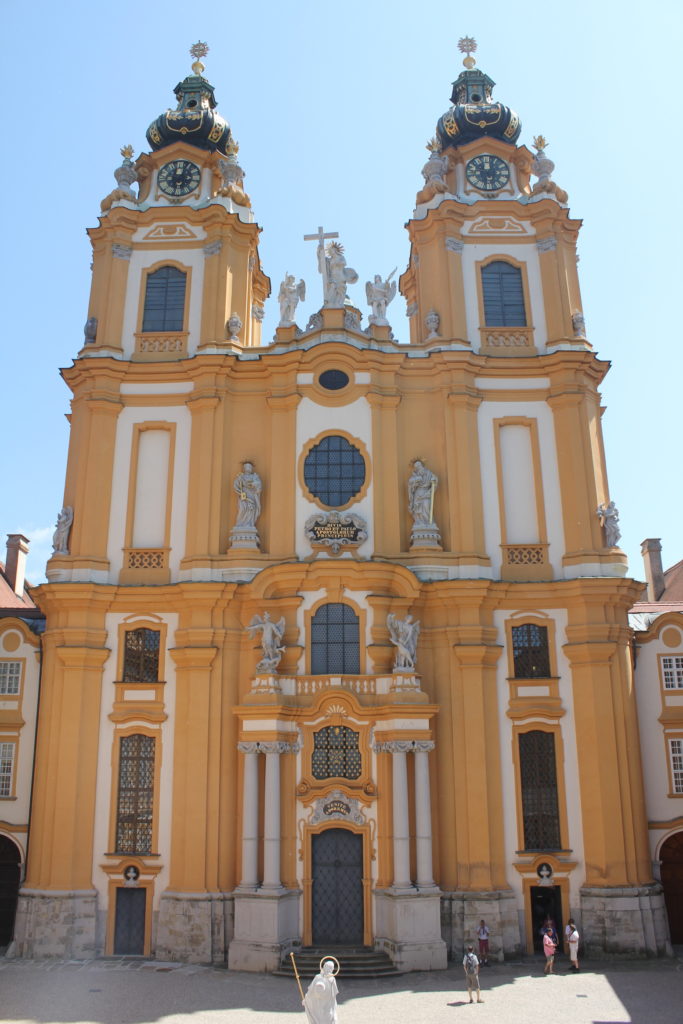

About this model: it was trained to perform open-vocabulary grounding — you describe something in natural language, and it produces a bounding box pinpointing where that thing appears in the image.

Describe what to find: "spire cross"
[303,225,339,248]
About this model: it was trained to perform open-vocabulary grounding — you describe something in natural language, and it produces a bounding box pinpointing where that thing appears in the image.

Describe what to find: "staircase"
[274,946,400,979]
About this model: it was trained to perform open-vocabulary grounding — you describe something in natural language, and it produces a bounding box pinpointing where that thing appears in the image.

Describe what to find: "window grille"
[511,623,551,678]
[303,435,366,507]
[310,603,360,675]
[115,734,156,854]
[0,662,21,695]
[0,742,15,798]
[662,656,683,689]
[312,725,362,780]
[141,266,187,333]
[481,261,527,326]
[122,629,160,683]
[670,739,683,794]
[518,730,561,850]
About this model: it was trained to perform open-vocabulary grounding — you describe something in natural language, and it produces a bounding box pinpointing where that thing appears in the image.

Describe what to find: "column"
[391,744,412,891]
[261,742,283,890]
[414,742,436,889]
[238,743,260,889]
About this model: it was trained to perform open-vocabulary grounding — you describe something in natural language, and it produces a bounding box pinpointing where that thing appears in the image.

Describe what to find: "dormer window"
[142,266,186,333]
[482,261,526,326]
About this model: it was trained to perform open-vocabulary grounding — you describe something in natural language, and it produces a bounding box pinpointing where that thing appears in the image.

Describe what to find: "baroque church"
[1,40,677,968]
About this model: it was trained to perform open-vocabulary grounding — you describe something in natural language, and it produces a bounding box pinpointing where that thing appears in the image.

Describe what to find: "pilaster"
[367,392,401,554]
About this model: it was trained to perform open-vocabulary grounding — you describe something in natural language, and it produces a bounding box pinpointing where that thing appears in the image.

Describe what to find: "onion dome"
[146,42,232,157]
[436,38,521,150]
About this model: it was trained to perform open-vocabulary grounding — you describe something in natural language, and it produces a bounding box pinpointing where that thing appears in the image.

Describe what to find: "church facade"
[10,43,671,968]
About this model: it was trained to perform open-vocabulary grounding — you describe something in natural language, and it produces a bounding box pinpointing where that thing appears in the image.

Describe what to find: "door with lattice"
[312,828,364,945]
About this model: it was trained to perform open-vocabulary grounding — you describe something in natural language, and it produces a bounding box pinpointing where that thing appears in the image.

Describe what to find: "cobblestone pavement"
[1,953,682,1024]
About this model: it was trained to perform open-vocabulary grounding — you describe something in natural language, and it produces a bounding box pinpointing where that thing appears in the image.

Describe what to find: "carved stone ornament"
[373,739,435,754]
[424,310,440,340]
[406,303,418,319]
[596,501,621,548]
[238,739,300,755]
[203,239,223,257]
[344,309,362,332]
[101,146,139,212]
[536,236,557,253]
[445,236,464,254]
[52,506,74,554]
[309,790,366,826]
[226,313,242,342]
[111,243,133,261]
[83,317,98,344]
[305,510,368,555]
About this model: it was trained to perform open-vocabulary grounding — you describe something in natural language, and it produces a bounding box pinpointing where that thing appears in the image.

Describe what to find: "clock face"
[158,160,201,197]
[465,154,510,192]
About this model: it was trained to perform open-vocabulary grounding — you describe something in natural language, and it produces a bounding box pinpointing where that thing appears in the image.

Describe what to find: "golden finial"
[226,137,240,156]
[426,136,441,153]
[458,36,477,69]
[120,145,134,160]
[533,135,548,152]
[190,40,209,75]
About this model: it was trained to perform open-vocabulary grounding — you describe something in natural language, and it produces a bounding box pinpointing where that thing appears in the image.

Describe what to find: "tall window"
[311,603,360,674]
[0,662,21,695]
[115,734,156,854]
[519,730,561,850]
[0,742,15,798]
[669,739,683,794]
[141,266,187,333]
[662,657,683,690]
[122,629,160,683]
[511,623,551,678]
[482,261,526,326]
[312,725,362,780]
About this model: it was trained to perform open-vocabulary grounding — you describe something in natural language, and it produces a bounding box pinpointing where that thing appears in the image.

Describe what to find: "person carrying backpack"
[463,945,483,1003]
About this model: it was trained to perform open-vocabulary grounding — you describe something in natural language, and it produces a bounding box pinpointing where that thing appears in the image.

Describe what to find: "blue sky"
[1,0,681,584]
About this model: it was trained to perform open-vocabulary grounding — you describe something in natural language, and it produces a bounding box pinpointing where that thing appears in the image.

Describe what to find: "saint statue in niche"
[233,462,262,529]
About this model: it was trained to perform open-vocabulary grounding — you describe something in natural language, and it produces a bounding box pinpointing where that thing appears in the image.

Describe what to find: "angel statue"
[246,611,286,674]
[52,506,74,554]
[278,274,306,327]
[365,270,397,326]
[596,501,621,548]
[387,613,420,672]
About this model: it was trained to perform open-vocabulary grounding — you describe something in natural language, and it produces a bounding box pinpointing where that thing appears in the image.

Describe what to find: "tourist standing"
[463,945,483,1003]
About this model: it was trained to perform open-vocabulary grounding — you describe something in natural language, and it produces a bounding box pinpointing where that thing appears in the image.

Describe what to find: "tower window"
[0,662,21,695]
[669,738,683,794]
[511,623,551,678]
[310,603,360,675]
[481,261,526,326]
[303,435,366,508]
[142,266,187,333]
[0,742,15,798]
[312,725,362,780]
[122,628,160,683]
[115,734,156,854]
[518,730,561,850]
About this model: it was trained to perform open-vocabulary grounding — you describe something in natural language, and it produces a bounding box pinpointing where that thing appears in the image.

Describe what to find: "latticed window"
[115,734,156,854]
[312,725,362,780]
[310,603,360,675]
[0,661,21,695]
[481,261,526,326]
[141,266,187,332]
[669,739,683,794]
[519,730,561,850]
[662,657,683,689]
[511,623,551,678]
[303,435,366,507]
[122,629,160,683]
[0,742,15,798]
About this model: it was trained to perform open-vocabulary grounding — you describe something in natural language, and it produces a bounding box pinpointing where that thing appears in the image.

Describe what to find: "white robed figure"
[303,959,339,1024]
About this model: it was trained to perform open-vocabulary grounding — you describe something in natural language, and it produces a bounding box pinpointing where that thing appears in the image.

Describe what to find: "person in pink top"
[543,927,557,974]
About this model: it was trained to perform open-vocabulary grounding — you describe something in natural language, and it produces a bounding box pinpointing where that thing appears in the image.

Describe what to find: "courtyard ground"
[1,951,682,1024]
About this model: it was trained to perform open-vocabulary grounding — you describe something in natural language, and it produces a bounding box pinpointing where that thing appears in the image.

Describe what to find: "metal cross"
[303,225,339,248]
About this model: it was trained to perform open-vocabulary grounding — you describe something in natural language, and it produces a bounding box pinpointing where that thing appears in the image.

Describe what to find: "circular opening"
[471,93,481,102]
[303,435,365,507]
[319,369,350,391]
[187,100,198,108]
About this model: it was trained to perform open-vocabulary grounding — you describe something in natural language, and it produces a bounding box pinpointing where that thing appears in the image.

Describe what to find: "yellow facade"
[11,49,671,966]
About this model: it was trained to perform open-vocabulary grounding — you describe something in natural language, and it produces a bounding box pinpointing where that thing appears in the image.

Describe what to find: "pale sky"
[1,0,681,584]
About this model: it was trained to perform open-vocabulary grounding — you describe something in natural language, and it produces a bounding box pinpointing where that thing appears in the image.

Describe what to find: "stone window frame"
[0,739,16,798]
[661,655,683,690]
[0,660,22,696]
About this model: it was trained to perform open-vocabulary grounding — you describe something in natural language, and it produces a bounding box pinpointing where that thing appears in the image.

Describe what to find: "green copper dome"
[146,47,232,157]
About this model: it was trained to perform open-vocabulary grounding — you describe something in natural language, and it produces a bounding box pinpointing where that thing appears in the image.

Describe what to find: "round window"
[318,369,350,391]
[303,435,366,507]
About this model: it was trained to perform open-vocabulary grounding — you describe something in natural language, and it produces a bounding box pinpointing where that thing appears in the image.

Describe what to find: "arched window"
[310,603,360,674]
[312,725,362,780]
[122,628,160,683]
[481,261,526,326]
[518,730,561,850]
[511,623,550,678]
[141,266,187,333]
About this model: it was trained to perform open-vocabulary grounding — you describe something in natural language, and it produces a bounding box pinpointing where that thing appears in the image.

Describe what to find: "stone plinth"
[274,324,300,343]
[228,888,300,971]
[440,890,521,961]
[580,884,671,957]
[156,892,233,964]
[12,889,98,959]
[374,889,447,971]
[410,524,442,549]
[228,525,260,550]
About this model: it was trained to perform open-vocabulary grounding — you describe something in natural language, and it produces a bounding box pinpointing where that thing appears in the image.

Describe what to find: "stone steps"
[274,946,400,979]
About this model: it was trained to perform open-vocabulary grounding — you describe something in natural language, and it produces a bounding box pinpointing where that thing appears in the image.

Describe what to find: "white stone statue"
[597,501,621,548]
[52,506,73,554]
[408,460,437,526]
[303,958,339,1024]
[233,462,262,529]
[318,241,358,307]
[246,612,286,674]
[425,309,441,340]
[365,270,397,325]
[277,273,306,327]
[227,313,242,342]
[387,613,421,672]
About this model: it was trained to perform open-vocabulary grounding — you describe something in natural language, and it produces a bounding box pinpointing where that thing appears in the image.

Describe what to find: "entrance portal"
[0,835,20,947]
[312,828,364,945]
[529,885,563,953]
[113,887,146,955]
[661,831,683,943]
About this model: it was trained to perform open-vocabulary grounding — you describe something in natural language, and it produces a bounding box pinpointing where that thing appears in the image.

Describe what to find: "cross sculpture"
[304,225,339,307]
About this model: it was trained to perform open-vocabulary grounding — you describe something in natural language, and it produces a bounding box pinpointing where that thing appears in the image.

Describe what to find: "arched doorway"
[660,831,683,943]
[311,828,364,946]
[0,835,21,948]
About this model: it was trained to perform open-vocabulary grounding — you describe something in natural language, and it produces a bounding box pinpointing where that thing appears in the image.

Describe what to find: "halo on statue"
[319,955,340,976]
